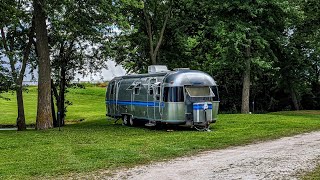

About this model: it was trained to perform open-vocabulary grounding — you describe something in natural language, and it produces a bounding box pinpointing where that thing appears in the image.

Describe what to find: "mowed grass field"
[0,86,320,179]
[0,86,105,125]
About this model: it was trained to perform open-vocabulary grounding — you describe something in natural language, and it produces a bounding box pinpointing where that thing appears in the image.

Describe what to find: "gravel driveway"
[111,131,320,180]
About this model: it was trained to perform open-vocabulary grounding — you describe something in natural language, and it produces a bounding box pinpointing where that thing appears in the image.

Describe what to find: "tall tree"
[48,0,115,126]
[270,0,320,111]
[112,0,173,72]
[0,0,35,130]
[157,0,289,113]
[286,0,320,110]
[209,1,287,113]
[33,0,53,130]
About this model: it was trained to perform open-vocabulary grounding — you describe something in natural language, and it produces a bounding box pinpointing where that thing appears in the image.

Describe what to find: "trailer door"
[153,82,162,120]
[108,81,116,115]
[147,79,162,121]
[109,80,120,116]
[115,80,120,115]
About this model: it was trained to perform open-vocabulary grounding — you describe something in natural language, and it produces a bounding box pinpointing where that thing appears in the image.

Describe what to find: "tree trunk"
[241,58,251,114]
[51,80,57,127]
[58,62,66,126]
[143,1,171,65]
[241,43,251,114]
[290,86,300,110]
[1,22,34,131]
[150,55,156,65]
[16,82,26,131]
[34,0,53,130]
[52,80,59,127]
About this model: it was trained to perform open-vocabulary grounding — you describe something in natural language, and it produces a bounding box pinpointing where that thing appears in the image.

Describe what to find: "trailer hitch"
[193,107,211,132]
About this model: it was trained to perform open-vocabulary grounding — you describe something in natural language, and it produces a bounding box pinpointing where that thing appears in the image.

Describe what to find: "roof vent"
[173,68,190,71]
[148,65,169,74]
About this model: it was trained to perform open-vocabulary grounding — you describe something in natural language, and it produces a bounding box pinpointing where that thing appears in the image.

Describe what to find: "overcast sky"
[1,56,127,82]
[73,60,127,82]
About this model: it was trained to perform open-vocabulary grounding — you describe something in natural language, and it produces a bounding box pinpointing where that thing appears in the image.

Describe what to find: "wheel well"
[121,113,133,117]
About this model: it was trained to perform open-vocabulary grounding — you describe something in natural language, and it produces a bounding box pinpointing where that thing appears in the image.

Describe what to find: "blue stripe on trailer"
[193,104,213,110]
[106,100,164,107]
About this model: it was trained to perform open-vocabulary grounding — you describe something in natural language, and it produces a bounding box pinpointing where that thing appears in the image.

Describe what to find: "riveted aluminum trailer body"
[106,67,219,129]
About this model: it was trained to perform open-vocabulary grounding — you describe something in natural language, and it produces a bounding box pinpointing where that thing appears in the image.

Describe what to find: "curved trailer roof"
[111,70,217,87]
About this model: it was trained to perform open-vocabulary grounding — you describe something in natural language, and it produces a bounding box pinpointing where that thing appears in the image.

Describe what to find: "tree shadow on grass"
[63,117,205,132]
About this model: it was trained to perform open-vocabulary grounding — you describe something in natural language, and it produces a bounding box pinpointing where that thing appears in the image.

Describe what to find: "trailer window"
[155,84,161,100]
[134,87,140,95]
[127,82,141,91]
[127,84,135,90]
[185,86,214,97]
[133,83,141,95]
[148,78,156,95]
[157,86,161,95]
[163,87,184,102]
[210,86,219,101]
[148,87,153,95]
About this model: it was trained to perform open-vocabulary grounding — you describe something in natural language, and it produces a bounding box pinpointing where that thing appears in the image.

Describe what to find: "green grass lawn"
[1,87,320,179]
[0,86,105,125]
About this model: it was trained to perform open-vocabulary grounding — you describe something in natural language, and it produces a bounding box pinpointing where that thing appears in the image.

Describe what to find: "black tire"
[194,122,210,131]
[129,116,134,126]
[122,115,129,126]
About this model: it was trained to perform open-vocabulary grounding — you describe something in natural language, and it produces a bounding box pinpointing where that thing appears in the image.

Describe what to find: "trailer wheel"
[122,115,129,126]
[129,116,135,126]
[194,122,210,131]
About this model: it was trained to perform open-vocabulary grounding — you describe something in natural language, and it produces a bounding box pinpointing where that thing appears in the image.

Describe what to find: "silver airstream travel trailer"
[106,65,219,130]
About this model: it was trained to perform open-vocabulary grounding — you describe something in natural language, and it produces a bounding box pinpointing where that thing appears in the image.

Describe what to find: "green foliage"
[39,0,119,126]
[111,0,320,112]
[0,64,13,95]
[111,0,173,72]
[48,1,116,77]
[0,0,35,83]
[159,0,291,112]
[0,1,35,60]
[2,0,319,113]
[268,0,320,110]
[49,0,116,75]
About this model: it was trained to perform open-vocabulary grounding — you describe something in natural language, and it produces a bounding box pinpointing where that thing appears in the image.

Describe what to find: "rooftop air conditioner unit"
[148,65,169,74]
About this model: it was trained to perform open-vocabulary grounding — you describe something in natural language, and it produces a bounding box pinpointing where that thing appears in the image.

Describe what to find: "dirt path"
[110,131,320,180]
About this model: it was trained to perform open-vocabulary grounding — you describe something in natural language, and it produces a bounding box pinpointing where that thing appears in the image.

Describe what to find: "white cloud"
[74,60,127,82]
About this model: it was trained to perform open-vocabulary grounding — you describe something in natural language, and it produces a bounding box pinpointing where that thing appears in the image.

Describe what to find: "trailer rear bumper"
[160,119,216,126]
[160,119,186,125]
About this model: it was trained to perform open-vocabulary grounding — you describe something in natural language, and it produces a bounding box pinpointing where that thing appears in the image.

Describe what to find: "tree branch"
[9,29,15,53]
[66,40,75,59]
[59,40,65,62]
[0,28,10,52]
[18,19,35,83]
[153,1,172,61]
[2,28,18,82]
[143,4,154,61]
